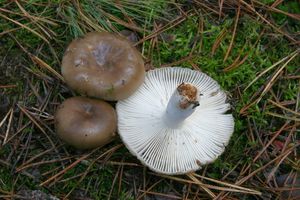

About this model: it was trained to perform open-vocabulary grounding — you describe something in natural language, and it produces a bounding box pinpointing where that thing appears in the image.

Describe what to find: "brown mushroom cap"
[61,32,145,101]
[54,96,117,149]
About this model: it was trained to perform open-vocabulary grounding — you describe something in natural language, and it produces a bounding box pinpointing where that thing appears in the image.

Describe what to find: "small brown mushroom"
[61,32,145,101]
[54,96,117,149]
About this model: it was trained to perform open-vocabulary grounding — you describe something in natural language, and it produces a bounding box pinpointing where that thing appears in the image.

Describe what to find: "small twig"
[193,173,260,194]
[161,55,196,68]
[0,85,17,88]
[244,51,296,91]
[3,108,14,145]
[30,55,65,82]
[0,12,48,43]
[266,112,300,122]
[187,173,216,198]
[240,50,299,114]
[268,99,300,117]
[108,164,121,199]
[211,27,227,56]
[136,179,164,200]
[218,0,225,19]
[216,145,298,199]
[17,104,57,154]
[239,0,297,43]
[138,190,181,199]
[135,12,193,46]
[254,121,290,163]
[223,2,240,62]
[16,156,72,172]
[39,148,97,187]
[0,108,12,129]
[63,144,123,199]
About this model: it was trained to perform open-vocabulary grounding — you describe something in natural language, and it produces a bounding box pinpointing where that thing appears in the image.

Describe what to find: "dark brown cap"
[55,96,117,149]
[61,32,145,101]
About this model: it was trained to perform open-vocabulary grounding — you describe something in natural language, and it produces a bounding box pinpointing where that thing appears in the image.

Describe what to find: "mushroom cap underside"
[61,32,145,101]
[116,67,234,175]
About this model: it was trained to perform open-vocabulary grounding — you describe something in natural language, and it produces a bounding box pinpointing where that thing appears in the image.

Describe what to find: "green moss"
[0,168,13,191]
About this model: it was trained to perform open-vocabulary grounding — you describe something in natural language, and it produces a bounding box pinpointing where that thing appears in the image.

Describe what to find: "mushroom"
[55,96,117,149]
[116,67,234,174]
[61,32,145,101]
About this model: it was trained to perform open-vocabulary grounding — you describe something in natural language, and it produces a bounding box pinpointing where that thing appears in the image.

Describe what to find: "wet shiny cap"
[61,32,145,101]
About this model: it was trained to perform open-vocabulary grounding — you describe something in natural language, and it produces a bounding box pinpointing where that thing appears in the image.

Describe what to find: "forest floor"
[0,1,299,199]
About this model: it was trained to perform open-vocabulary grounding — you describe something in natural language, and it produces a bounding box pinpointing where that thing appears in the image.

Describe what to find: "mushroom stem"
[164,83,199,128]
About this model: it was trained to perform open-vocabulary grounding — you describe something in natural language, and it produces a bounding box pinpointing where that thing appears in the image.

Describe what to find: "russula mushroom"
[55,96,117,149]
[116,67,234,174]
[61,32,145,101]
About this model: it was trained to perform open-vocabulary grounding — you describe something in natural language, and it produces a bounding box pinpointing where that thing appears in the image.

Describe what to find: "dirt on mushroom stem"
[177,83,199,109]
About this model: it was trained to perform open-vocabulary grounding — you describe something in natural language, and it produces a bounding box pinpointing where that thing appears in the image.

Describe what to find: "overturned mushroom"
[55,96,117,149]
[117,67,234,174]
[61,32,145,101]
